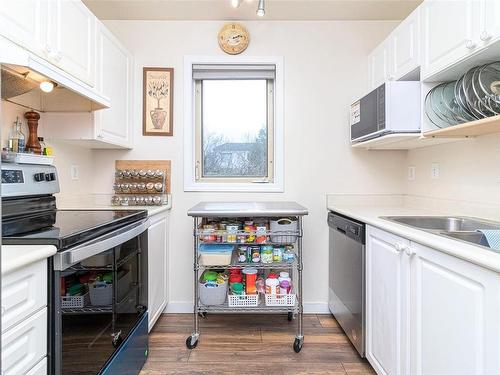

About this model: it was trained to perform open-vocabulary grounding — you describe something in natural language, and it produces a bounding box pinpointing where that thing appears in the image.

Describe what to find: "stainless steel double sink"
[381,216,500,249]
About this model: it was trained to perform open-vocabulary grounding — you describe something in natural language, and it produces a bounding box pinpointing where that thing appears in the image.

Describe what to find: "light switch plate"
[71,165,79,180]
[431,163,440,179]
[408,166,416,181]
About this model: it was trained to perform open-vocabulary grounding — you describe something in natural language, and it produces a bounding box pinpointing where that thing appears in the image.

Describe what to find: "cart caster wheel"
[199,312,207,318]
[112,335,123,348]
[186,336,198,349]
[293,338,303,353]
[287,312,293,321]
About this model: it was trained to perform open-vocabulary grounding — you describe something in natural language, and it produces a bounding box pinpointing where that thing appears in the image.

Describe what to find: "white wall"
[86,20,405,310]
[405,135,500,204]
[1,100,94,194]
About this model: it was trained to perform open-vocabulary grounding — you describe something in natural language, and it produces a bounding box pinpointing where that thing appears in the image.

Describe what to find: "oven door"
[52,219,149,375]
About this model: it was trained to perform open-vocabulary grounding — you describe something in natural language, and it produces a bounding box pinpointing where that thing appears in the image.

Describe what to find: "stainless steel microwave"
[350,81,421,143]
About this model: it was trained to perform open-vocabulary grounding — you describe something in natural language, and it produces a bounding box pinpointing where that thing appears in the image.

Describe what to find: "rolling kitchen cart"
[186,202,308,353]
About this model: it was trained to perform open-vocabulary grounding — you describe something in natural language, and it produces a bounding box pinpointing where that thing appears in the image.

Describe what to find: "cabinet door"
[94,22,133,147]
[421,0,480,79]
[366,226,410,375]
[368,40,391,90]
[148,213,168,331]
[480,0,500,46]
[48,0,95,86]
[0,0,48,58]
[390,7,420,80]
[410,243,500,375]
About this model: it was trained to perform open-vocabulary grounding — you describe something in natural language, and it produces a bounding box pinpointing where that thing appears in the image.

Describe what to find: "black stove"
[2,207,148,250]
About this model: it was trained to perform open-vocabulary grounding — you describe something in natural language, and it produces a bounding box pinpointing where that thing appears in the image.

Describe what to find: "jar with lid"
[251,246,261,263]
[273,246,284,263]
[261,245,273,264]
[265,273,279,295]
[283,246,295,262]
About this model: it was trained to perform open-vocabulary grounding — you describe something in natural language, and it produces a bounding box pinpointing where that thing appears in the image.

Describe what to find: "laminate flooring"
[140,314,376,375]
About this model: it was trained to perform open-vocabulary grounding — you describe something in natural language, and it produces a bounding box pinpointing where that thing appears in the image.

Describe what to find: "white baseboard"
[164,301,330,314]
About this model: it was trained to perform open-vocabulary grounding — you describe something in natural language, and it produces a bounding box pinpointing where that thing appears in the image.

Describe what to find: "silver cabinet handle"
[405,247,415,257]
[394,242,406,253]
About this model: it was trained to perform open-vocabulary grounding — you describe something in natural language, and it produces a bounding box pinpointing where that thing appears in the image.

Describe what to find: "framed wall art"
[143,67,174,136]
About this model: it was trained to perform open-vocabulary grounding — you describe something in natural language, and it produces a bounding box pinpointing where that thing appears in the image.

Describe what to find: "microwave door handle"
[54,219,150,270]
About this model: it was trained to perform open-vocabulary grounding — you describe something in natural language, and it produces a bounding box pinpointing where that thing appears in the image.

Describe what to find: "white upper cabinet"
[410,242,500,375]
[368,40,391,90]
[94,21,133,147]
[390,7,420,80]
[366,227,410,375]
[480,0,500,46]
[421,0,480,79]
[0,0,48,58]
[47,0,96,86]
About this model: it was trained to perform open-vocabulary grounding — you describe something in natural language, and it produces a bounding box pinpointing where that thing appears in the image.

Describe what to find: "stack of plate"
[425,62,500,128]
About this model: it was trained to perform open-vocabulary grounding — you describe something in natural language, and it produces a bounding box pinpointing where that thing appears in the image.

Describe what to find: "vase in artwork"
[150,108,167,129]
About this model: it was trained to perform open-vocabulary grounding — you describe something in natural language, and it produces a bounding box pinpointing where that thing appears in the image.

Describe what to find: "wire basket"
[227,293,259,307]
[265,294,296,307]
[61,292,90,309]
[270,218,298,244]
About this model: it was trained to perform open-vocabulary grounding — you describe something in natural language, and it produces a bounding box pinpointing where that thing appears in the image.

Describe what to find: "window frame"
[184,55,284,192]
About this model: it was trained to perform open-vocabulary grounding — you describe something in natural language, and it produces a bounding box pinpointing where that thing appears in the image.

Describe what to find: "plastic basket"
[89,282,113,306]
[199,281,227,306]
[61,292,90,309]
[270,218,298,244]
[265,294,296,307]
[227,293,259,307]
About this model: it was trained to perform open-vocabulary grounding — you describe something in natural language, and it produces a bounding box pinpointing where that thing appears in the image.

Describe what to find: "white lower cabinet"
[26,358,47,375]
[366,225,500,375]
[366,227,410,375]
[148,211,169,331]
[1,308,47,375]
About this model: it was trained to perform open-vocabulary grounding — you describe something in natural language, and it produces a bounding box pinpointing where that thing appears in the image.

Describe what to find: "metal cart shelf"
[186,201,308,353]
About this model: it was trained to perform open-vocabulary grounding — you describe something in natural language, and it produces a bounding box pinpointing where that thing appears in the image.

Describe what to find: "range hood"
[1,63,109,112]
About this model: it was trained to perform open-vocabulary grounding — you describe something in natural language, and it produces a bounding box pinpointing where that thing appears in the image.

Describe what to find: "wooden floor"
[140,314,376,375]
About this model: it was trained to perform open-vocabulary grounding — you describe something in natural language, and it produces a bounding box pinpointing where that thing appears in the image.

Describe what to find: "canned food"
[273,246,284,263]
[251,246,261,263]
[238,246,248,263]
[261,245,273,263]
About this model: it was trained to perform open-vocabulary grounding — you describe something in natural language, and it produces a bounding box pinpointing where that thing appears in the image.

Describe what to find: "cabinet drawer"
[26,357,47,375]
[1,308,47,375]
[2,260,47,332]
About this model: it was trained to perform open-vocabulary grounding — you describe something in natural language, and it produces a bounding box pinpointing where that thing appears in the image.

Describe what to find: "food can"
[251,246,261,263]
[273,246,284,262]
[237,246,248,263]
[261,245,273,263]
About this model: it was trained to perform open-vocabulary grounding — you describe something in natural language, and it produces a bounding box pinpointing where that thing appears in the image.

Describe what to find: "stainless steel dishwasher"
[327,211,365,357]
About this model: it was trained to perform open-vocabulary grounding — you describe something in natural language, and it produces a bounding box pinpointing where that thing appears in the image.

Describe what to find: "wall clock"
[218,23,249,55]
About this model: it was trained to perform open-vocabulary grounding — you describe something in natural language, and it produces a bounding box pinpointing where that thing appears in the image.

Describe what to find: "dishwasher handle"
[328,211,365,244]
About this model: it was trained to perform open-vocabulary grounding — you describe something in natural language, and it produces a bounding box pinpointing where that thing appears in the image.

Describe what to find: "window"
[194,64,274,184]
[184,58,283,192]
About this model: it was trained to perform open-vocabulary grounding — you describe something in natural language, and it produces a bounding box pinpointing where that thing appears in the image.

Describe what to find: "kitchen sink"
[440,231,490,247]
[381,215,500,250]
[382,216,500,232]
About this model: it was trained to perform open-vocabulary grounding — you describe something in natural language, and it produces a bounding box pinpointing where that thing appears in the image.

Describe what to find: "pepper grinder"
[24,111,41,154]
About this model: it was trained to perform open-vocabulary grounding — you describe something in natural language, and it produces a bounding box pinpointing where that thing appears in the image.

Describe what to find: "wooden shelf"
[351,133,462,150]
[423,115,500,138]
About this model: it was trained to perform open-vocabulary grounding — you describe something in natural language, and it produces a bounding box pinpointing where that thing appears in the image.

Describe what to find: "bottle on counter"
[265,273,280,295]
[38,137,46,155]
[8,117,25,153]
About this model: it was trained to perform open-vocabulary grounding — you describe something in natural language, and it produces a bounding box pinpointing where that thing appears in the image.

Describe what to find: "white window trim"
[183,55,284,192]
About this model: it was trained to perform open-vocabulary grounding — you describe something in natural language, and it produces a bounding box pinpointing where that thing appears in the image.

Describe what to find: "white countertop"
[188,201,308,217]
[2,245,57,275]
[56,194,172,217]
[327,194,500,274]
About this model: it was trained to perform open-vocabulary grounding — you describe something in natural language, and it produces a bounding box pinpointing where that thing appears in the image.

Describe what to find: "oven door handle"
[53,218,150,271]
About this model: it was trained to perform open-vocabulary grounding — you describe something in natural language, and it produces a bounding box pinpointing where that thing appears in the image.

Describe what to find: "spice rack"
[111,160,171,206]
[186,202,308,353]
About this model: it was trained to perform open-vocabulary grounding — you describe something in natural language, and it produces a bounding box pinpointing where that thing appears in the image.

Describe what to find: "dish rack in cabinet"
[186,203,308,354]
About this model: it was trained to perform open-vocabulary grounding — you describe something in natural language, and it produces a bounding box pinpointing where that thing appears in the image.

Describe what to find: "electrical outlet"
[408,166,416,181]
[71,165,79,180]
[431,163,440,179]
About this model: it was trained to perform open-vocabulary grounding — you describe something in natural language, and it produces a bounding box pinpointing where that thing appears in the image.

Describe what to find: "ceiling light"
[231,0,241,8]
[256,0,265,16]
[40,81,55,93]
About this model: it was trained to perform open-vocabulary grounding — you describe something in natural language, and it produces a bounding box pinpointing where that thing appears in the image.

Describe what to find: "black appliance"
[2,162,149,375]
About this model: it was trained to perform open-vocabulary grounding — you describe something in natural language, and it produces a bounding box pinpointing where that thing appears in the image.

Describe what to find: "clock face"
[218,23,249,55]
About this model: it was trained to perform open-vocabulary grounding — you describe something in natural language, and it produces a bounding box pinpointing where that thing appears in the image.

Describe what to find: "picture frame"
[143,67,174,136]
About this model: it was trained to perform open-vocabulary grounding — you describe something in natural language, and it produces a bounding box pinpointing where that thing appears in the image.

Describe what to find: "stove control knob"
[34,172,45,182]
[50,173,56,181]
